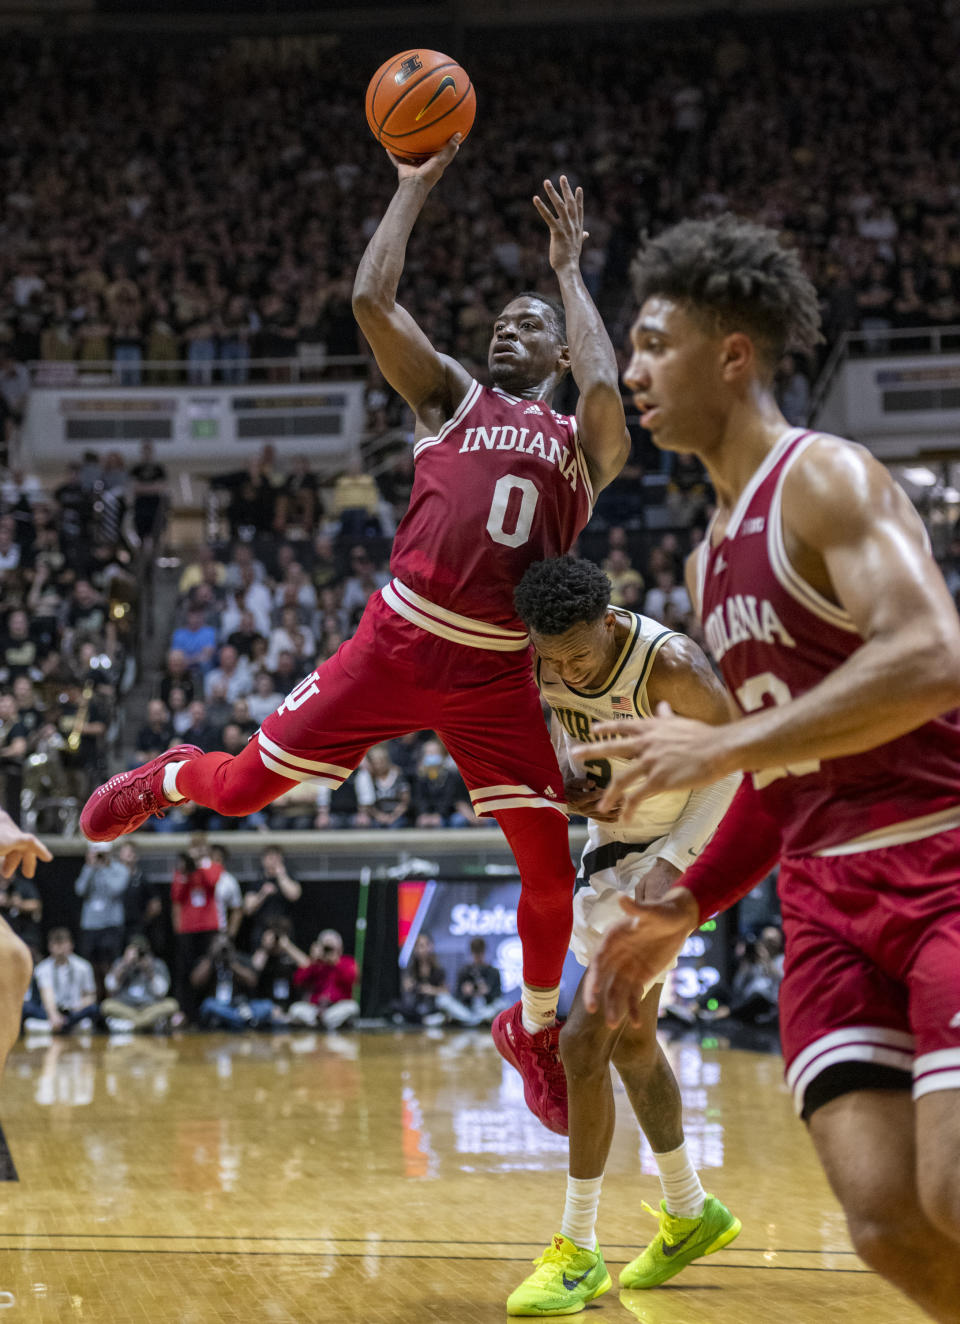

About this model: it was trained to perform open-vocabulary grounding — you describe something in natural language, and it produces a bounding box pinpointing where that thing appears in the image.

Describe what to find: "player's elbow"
[915,623,960,712]
[351,285,391,324]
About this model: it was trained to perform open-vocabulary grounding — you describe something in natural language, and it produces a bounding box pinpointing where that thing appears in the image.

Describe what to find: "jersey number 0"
[486,474,539,548]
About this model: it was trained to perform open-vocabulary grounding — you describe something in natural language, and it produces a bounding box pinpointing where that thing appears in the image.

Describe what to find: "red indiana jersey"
[697,427,960,857]
[388,380,594,631]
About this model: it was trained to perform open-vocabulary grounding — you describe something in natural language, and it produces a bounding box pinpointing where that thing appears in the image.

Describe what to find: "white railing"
[809,324,960,427]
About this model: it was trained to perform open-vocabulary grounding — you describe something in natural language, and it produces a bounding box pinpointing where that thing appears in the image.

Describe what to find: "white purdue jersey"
[537,606,691,845]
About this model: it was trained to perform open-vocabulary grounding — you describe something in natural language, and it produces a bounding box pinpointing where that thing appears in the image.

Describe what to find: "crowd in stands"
[0,444,155,836]
[0,1,955,418]
[18,832,525,1038]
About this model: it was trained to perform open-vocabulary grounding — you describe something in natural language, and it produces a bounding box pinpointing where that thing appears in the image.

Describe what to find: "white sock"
[560,1174,603,1249]
[521,983,559,1035]
[653,1141,706,1219]
[161,762,187,802]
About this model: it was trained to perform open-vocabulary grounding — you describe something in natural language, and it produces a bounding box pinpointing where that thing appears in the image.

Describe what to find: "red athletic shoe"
[80,746,203,842]
[492,1001,568,1135]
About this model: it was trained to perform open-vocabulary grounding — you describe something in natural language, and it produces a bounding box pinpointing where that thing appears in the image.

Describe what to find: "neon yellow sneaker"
[619,1195,741,1289]
[507,1233,612,1316]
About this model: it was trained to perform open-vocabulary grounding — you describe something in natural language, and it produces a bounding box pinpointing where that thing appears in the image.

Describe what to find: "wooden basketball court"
[0,1030,923,1322]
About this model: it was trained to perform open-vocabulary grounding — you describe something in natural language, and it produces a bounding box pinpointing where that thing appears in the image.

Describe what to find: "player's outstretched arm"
[533,176,628,493]
[352,137,472,420]
[579,440,960,806]
[585,776,781,1025]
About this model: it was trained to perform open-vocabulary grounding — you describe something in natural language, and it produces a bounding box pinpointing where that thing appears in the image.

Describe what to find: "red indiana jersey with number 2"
[389,380,595,631]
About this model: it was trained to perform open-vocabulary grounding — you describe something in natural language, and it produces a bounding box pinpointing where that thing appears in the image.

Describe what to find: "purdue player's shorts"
[571,832,678,989]
[779,824,960,1120]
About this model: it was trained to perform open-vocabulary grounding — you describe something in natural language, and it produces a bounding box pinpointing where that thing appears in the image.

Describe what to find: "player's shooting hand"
[571,703,737,818]
[584,886,699,1027]
[533,175,588,273]
[388,134,462,188]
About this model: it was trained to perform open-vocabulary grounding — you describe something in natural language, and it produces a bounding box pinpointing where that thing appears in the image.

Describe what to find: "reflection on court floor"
[0,1030,924,1322]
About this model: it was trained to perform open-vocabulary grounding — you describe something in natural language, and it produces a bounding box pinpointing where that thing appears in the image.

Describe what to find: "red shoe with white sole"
[492,1001,568,1135]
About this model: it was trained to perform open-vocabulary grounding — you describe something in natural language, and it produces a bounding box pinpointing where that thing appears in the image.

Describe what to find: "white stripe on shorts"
[786,1025,915,1116]
[913,1048,960,1099]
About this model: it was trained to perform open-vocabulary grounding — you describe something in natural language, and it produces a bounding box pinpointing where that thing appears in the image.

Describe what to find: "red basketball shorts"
[778,824,960,1117]
[257,590,567,818]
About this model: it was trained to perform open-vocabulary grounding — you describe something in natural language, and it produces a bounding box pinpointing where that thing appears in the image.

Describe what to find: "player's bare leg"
[917,1090,960,1249]
[0,916,32,1075]
[810,1090,960,1321]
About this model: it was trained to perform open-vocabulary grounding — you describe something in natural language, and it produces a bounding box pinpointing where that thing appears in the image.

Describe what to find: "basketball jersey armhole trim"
[693,535,711,618]
[633,628,677,717]
[412,378,482,459]
[723,427,805,540]
[767,433,859,634]
[570,416,595,509]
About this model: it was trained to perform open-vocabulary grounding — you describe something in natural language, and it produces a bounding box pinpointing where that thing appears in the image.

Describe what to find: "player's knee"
[559,1016,615,1080]
[610,1024,659,1074]
[845,1214,904,1274]
[919,1174,960,1246]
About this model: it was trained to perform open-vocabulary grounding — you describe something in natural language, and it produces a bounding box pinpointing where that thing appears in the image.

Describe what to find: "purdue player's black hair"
[514,556,610,636]
[630,214,822,367]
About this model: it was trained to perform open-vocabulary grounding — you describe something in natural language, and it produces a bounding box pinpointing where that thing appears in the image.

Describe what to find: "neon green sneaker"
[507,1233,612,1316]
[619,1195,741,1289]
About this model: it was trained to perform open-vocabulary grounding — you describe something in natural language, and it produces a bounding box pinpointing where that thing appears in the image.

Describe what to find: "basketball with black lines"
[365,50,476,163]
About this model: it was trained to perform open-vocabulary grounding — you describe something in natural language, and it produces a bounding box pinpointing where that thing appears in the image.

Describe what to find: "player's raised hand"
[570,702,737,817]
[533,175,589,273]
[584,886,699,1026]
[387,134,462,188]
[0,811,52,880]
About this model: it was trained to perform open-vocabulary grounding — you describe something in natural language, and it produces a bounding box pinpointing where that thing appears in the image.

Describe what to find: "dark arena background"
[0,0,954,1318]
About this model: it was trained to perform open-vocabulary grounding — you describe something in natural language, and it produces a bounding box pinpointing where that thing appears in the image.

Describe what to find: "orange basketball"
[365,49,476,163]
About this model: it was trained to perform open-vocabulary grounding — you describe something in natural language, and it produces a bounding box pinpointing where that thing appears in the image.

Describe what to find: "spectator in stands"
[266,605,315,674]
[268,780,322,831]
[643,568,692,623]
[331,460,382,543]
[167,685,192,737]
[170,845,222,1019]
[0,691,28,815]
[285,927,359,1030]
[358,744,410,830]
[203,643,252,704]
[193,934,273,1031]
[26,927,99,1035]
[224,610,266,661]
[314,768,375,829]
[242,846,302,946]
[341,547,389,628]
[602,547,645,609]
[181,699,216,752]
[309,533,340,595]
[118,840,169,960]
[170,606,217,675]
[129,442,168,546]
[75,840,130,995]
[278,456,319,535]
[209,844,243,938]
[134,698,173,764]
[178,545,227,598]
[250,919,298,1020]
[393,932,479,1027]
[410,738,481,828]
[247,670,283,726]
[456,937,510,1023]
[101,935,179,1033]
[159,649,195,708]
